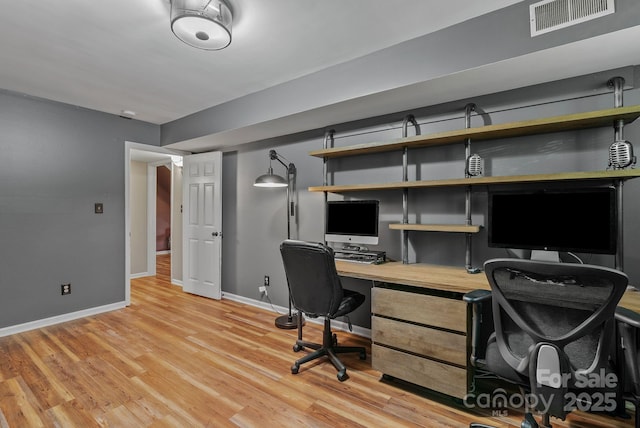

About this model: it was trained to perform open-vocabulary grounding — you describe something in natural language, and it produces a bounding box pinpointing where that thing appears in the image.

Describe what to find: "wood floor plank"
[46,398,106,427]
[123,397,167,426]
[0,410,10,428]
[11,335,75,407]
[0,377,45,428]
[128,375,204,427]
[0,253,634,427]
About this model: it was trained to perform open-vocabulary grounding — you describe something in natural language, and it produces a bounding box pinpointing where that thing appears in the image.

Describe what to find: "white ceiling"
[0,0,523,125]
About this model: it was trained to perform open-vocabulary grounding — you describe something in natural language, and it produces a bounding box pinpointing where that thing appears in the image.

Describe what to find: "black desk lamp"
[254,149,304,329]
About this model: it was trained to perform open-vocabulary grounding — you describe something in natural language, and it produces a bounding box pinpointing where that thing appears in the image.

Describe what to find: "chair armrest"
[616,306,640,395]
[463,289,491,304]
[464,290,492,367]
[616,306,640,329]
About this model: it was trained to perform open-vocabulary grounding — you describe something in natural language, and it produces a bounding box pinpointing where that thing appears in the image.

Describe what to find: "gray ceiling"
[0,0,519,124]
[1,0,639,153]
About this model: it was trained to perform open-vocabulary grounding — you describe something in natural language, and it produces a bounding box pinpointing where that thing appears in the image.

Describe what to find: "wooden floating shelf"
[309,105,640,159]
[389,224,482,233]
[308,169,640,193]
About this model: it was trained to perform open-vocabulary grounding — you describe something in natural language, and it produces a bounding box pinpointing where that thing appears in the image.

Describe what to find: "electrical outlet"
[61,283,71,295]
[258,285,268,297]
[264,275,270,287]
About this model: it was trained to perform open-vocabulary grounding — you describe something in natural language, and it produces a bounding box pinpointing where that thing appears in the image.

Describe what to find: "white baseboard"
[0,301,128,338]
[221,292,371,339]
[156,250,171,255]
[1,293,371,339]
[130,272,149,279]
[171,279,183,287]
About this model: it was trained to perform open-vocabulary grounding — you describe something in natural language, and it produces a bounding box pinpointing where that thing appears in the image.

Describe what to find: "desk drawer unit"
[371,287,468,398]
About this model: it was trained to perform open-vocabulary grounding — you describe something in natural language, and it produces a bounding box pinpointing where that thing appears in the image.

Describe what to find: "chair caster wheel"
[520,413,538,428]
[359,351,366,360]
[293,344,303,352]
[291,364,299,374]
[337,370,348,382]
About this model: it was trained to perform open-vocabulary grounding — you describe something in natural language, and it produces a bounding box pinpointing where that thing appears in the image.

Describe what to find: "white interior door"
[182,151,222,299]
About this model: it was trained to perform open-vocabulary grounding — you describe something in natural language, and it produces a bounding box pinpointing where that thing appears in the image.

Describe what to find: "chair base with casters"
[470,413,541,428]
[291,311,366,382]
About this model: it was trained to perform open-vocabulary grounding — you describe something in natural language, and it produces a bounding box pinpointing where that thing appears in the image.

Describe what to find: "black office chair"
[615,306,640,428]
[465,258,628,428]
[280,239,367,381]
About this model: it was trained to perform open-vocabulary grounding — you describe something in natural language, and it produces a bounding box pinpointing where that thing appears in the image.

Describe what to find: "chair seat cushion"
[333,289,365,318]
[481,335,528,385]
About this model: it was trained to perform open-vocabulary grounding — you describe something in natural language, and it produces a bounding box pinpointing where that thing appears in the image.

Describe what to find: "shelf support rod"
[608,76,625,271]
[323,129,335,245]
[464,103,478,273]
[609,76,625,140]
[401,115,420,264]
[323,130,335,186]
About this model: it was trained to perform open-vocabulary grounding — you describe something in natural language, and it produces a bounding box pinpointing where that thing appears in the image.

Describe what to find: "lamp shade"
[171,0,232,50]
[254,167,288,188]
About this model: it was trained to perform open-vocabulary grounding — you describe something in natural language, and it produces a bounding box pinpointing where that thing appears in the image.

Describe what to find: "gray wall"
[221,67,640,330]
[3,69,639,332]
[0,90,159,328]
[2,69,639,332]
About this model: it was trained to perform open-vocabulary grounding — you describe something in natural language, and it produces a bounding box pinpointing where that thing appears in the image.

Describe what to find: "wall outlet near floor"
[258,286,268,296]
[61,283,71,295]
[264,275,270,286]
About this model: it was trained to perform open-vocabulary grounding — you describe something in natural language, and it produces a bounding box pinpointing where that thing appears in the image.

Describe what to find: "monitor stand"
[342,244,365,251]
[530,250,560,263]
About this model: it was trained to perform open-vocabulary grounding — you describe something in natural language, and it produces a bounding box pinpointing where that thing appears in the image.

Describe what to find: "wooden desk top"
[336,261,490,294]
[337,260,640,312]
[621,288,640,313]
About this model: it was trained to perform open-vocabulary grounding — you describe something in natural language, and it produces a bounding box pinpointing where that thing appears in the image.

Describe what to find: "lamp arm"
[268,149,297,219]
[274,157,289,170]
[269,149,296,177]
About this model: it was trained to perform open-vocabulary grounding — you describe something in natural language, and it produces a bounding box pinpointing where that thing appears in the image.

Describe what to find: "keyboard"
[334,255,377,264]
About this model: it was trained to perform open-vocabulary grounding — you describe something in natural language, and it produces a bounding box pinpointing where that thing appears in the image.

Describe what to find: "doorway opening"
[156,163,172,258]
[125,141,186,304]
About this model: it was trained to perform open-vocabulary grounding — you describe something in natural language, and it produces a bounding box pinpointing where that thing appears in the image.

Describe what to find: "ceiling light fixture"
[170,0,233,50]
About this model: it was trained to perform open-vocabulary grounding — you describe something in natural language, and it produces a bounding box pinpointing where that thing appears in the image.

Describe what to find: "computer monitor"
[325,200,379,246]
[488,187,617,256]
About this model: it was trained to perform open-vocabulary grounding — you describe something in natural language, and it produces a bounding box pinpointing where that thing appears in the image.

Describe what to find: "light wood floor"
[0,254,634,427]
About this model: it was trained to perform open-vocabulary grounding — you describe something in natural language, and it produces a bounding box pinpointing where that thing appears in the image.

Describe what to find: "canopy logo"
[464,370,619,415]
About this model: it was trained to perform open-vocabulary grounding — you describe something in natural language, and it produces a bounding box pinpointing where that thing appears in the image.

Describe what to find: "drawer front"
[372,287,467,333]
[372,344,467,399]
[372,316,466,366]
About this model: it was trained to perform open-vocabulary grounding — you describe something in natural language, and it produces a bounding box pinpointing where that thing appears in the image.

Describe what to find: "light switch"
[95,203,104,214]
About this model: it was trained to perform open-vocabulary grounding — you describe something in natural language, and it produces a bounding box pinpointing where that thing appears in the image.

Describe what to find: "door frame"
[124,141,188,305]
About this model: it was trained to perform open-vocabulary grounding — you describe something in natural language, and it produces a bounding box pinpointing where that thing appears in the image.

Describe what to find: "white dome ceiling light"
[170,0,232,50]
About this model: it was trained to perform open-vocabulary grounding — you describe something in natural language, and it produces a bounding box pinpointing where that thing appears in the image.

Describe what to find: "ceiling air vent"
[530,0,615,37]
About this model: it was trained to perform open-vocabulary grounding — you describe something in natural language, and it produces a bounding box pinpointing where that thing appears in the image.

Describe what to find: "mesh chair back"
[280,240,344,318]
[485,259,628,375]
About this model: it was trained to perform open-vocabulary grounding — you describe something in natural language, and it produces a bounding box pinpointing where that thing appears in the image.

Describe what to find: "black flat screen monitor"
[488,187,617,255]
[325,200,379,246]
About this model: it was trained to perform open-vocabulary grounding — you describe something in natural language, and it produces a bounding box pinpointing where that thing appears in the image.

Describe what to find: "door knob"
[212,232,222,237]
